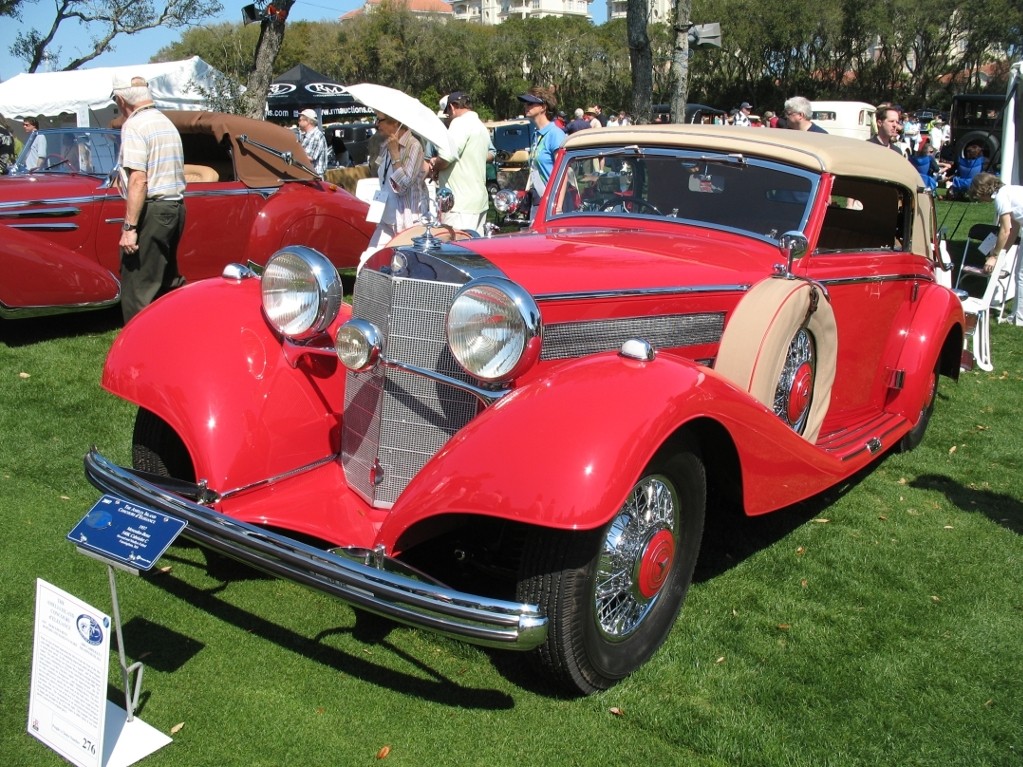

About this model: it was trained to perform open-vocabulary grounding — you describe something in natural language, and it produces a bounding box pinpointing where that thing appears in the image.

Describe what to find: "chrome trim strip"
[0,294,120,319]
[0,205,81,219]
[217,454,339,501]
[0,195,108,209]
[817,273,932,287]
[7,223,79,232]
[84,449,547,650]
[534,283,751,302]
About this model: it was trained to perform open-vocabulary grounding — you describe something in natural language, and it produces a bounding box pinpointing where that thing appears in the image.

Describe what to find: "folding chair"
[960,245,1017,372]
[955,223,999,289]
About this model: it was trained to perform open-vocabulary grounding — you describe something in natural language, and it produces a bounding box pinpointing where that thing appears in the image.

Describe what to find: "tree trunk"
[244,1,296,120]
[627,0,652,124]
[670,0,692,124]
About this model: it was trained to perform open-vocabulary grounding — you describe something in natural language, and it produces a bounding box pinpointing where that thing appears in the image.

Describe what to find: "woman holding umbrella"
[364,110,428,252]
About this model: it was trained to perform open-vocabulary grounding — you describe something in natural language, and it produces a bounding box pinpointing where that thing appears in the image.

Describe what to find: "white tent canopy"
[0,56,233,129]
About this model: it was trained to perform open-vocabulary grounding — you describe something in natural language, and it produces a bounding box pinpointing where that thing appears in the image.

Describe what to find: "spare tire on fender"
[714,277,838,444]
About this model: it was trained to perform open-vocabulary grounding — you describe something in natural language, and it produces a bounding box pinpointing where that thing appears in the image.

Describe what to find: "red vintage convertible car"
[0,111,372,318]
[84,125,964,695]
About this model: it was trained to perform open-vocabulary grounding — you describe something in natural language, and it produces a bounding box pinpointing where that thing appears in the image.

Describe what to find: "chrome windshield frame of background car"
[237,133,318,179]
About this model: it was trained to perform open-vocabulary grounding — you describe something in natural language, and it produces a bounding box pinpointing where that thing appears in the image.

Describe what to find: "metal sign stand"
[78,547,144,722]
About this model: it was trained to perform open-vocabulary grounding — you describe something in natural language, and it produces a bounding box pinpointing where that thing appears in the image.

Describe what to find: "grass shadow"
[910,473,1023,534]
[139,562,515,710]
[117,616,206,673]
[694,455,883,583]
[0,306,122,347]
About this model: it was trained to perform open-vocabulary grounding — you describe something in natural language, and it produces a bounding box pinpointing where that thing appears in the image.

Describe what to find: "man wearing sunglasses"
[518,86,566,221]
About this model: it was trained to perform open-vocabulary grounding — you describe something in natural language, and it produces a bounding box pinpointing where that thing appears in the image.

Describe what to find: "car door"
[804,176,928,419]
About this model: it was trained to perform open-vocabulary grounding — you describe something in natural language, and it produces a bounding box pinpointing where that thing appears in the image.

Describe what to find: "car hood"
[451,225,782,295]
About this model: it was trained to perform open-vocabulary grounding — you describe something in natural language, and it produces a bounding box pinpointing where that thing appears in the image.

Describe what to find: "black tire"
[132,408,195,482]
[897,366,938,452]
[486,181,500,199]
[517,445,706,695]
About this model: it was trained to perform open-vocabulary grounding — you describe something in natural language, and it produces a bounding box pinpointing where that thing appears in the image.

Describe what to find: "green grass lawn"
[2,203,1021,766]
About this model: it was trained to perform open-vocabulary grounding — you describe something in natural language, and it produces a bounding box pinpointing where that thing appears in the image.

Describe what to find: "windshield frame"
[545,145,821,244]
[11,128,120,177]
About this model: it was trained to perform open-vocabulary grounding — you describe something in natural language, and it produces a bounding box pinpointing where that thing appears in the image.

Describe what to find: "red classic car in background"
[85,125,963,695]
[0,111,372,318]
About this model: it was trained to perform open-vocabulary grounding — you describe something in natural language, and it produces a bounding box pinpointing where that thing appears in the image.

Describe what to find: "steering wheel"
[597,196,662,216]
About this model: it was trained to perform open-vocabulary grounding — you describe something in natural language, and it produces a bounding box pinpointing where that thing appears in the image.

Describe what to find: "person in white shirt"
[928,117,947,156]
[902,113,921,153]
[972,172,1023,325]
[733,102,753,127]
[430,91,491,233]
[22,116,46,169]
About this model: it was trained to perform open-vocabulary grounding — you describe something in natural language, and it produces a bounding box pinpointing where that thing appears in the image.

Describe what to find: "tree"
[244,0,296,119]
[11,0,222,73]
[669,0,692,123]
[627,0,653,123]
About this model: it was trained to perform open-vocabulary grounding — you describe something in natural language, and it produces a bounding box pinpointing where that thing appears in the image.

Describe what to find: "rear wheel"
[517,446,706,694]
[897,366,938,452]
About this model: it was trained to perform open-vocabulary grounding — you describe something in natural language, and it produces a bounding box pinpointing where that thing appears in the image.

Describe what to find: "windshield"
[548,148,818,241]
[492,124,533,154]
[12,129,120,176]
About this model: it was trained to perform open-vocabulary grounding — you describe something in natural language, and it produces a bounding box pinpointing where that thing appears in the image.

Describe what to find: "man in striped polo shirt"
[112,75,186,322]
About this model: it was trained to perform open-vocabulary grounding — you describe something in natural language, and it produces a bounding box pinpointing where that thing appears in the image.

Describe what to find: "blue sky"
[1,1,608,82]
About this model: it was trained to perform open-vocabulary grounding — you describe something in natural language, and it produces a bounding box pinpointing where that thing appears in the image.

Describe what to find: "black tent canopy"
[265,64,372,123]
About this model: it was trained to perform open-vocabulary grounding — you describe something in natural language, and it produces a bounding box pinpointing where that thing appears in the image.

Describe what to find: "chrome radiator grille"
[342,269,478,507]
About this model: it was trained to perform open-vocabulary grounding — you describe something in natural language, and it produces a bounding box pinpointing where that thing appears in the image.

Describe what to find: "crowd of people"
[6,77,1010,320]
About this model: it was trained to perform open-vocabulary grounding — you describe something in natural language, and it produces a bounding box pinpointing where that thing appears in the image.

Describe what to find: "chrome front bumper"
[83,450,547,651]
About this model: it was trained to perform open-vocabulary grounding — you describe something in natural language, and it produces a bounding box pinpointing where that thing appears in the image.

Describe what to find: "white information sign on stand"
[28,579,171,767]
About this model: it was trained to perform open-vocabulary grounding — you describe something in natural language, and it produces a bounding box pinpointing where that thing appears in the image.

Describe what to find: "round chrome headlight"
[336,318,382,372]
[261,247,343,339]
[446,278,541,383]
[492,189,520,214]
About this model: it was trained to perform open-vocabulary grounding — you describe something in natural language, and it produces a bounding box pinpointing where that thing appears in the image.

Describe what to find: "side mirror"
[777,230,809,275]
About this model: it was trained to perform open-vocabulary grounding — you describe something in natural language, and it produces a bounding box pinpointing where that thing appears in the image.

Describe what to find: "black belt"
[146,198,183,204]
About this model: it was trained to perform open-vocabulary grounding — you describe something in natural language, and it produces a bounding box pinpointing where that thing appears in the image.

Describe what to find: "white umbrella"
[344,83,453,158]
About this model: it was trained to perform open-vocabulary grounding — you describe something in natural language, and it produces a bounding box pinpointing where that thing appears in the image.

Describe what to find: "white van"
[811,101,876,140]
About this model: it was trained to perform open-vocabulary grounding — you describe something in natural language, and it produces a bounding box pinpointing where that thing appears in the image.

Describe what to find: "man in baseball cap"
[297,108,326,175]
[430,91,490,232]
[734,101,753,126]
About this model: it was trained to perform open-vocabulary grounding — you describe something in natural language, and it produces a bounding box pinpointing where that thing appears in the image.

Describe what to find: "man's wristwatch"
[122,223,137,232]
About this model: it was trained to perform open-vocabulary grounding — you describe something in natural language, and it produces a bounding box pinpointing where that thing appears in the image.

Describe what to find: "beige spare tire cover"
[715,277,837,444]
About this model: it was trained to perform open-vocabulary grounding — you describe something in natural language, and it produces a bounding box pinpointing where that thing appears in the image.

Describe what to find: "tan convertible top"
[114,111,315,188]
[565,124,936,258]
[565,124,923,191]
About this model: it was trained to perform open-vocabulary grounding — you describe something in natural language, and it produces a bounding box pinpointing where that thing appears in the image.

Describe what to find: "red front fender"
[380,352,861,549]
[103,275,349,490]
[0,225,119,315]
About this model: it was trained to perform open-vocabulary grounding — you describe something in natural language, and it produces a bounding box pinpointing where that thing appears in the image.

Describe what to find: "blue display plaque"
[68,495,187,571]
